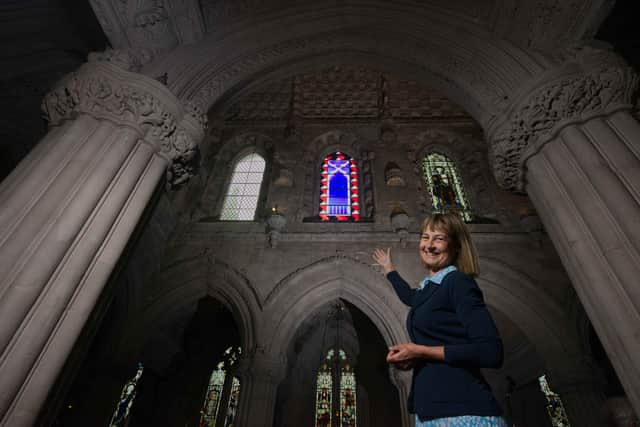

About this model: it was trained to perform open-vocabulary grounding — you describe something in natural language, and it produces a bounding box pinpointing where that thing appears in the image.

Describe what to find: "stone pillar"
[388,367,413,427]
[0,61,204,426]
[234,352,286,427]
[488,52,640,418]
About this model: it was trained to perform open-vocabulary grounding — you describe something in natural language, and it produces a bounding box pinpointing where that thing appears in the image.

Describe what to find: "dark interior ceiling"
[0,0,637,182]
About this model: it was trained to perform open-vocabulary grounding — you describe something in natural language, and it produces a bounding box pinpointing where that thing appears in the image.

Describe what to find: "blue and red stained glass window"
[320,152,360,221]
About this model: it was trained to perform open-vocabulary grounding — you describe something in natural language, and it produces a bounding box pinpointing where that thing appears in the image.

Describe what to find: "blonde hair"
[422,213,480,276]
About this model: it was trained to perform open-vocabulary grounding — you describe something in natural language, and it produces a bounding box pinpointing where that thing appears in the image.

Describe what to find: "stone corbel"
[390,207,410,248]
[487,49,639,192]
[41,61,206,189]
[265,210,287,248]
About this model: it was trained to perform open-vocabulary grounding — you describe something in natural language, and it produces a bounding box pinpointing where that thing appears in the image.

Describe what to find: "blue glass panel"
[327,160,350,216]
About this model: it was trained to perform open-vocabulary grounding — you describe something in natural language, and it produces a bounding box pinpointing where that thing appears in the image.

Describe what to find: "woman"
[373,213,506,427]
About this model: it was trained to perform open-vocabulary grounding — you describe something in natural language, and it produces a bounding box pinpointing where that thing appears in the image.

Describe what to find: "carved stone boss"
[42,61,206,188]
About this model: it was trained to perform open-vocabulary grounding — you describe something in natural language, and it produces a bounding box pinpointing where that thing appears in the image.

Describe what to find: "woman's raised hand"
[373,247,395,274]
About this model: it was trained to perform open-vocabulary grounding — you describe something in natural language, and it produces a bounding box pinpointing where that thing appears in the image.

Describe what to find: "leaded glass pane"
[223,377,240,427]
[538,375,570,427]
[109,363,144,427]
[199,347,242,427]
[220,153,266,221]
[320,153,360,221]
[422,152,472,221]
[315,367,332,427]
[200,366,225,427]
[340,366,357,427]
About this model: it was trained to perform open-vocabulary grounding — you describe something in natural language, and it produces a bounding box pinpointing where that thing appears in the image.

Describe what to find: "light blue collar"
[420,265,457,289]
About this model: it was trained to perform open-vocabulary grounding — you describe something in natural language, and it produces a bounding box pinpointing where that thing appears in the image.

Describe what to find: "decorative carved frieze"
[42,61,205,189]
[489,64,638,191]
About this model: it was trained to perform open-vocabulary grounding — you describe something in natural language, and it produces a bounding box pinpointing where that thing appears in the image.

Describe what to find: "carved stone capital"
[42,61,206,189]
[488,55,638,191]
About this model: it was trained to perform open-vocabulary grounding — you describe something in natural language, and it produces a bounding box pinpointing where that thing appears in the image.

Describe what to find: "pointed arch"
[114,254,260,369]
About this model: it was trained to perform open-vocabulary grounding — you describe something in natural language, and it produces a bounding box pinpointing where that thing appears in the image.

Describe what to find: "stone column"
[234,352,286,427]
[388,367,413,427]
[0,61,204,426]
[488,52,640,418]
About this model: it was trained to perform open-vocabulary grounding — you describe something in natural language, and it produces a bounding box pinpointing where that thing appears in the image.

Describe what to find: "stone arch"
[199,132,274,219]
[261,255,413,426]
[115,253,261,368]
[262,255,409,355]
[300,130,374,220]
[477,256,588,375]
[147,8,548,127]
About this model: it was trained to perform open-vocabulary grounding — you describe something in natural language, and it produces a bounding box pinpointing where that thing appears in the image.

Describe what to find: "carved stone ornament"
[42,61,206,189]
[489,65,638,191]
[88,47,155,73]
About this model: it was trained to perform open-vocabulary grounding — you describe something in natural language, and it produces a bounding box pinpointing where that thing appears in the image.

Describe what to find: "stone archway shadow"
[114,253,261,368]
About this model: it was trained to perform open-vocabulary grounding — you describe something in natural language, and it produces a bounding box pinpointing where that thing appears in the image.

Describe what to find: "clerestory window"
[220,153,266,220]
[422,152,472,221]
[319,152,360,221]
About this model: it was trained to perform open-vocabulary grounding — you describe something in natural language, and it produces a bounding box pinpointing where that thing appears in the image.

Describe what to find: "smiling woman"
[372,213,505,426]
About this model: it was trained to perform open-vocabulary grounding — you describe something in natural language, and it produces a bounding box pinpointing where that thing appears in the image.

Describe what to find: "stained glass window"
[220,153,266,220]
[538,375,570,427]
[315,348,357,427]
[200,347,242,427]
[315,366,333,427]
[320,152,360,221]
[223,377,240,427]
[422,152,472,222]
[340,365,357,427]
[109,363,144,427]
[200,363,225,427]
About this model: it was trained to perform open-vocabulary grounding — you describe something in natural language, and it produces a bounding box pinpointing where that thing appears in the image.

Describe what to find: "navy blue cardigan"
[387,270,503,420]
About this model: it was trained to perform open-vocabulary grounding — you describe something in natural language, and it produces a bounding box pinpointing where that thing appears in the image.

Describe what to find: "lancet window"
[422,152,472,221]
[314,348,357,427]
[199,347,242,427]
[319,152,360,221]
[220,152,266,220]
[538,375,570,427]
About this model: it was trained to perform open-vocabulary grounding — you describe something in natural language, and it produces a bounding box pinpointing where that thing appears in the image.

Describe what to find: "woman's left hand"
[387,343,423,363]
[387,343,445,364]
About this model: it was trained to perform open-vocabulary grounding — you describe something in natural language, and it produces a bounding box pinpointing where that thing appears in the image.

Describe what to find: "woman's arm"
[387,343,445,365]
[372,248,417,306]
[444,273,503,368]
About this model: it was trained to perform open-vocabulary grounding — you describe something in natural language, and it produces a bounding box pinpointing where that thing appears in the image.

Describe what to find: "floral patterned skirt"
[417,415,508,427]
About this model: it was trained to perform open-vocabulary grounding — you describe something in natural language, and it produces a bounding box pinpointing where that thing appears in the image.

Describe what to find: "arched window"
[200,347,242,427]
[320,152,360,221]
[220,152,266,220]
[422,152,472,221]
[314,348,357,427]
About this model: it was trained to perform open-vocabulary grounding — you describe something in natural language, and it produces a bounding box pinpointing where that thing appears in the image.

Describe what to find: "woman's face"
[419,226,454,275]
